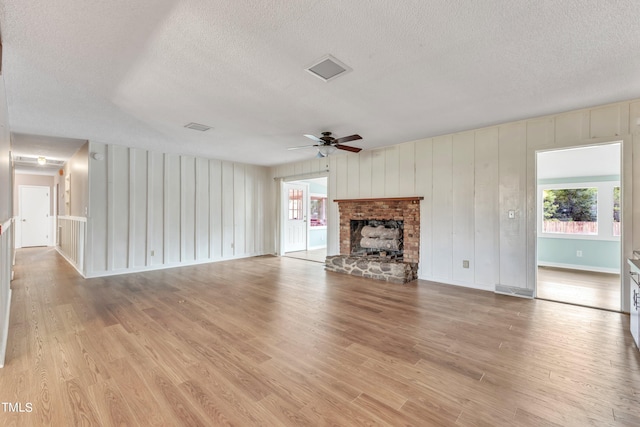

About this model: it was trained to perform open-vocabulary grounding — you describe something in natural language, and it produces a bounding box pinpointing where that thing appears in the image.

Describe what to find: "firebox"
[350,219,403,260]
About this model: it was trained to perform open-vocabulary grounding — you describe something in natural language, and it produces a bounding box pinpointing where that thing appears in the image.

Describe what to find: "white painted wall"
[85,142,273,277]
[271,99,640,311]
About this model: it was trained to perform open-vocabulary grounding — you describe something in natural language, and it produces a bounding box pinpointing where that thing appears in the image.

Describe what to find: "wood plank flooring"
[537,266,620,311]
[283,248,327,263]
[1,247,640,426]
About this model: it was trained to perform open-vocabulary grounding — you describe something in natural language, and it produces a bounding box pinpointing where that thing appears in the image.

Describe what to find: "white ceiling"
[537,143,621,180]
[1,1,639,167]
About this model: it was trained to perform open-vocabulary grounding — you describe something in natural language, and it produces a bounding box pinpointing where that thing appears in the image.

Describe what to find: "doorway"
[536,143,621,311]
[19,185,50,247]
[282,177,328,263]
[284,182,308,252]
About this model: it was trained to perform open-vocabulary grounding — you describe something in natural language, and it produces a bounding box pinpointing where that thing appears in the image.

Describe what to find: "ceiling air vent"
[184,122,212,132]
[305,54,352,82]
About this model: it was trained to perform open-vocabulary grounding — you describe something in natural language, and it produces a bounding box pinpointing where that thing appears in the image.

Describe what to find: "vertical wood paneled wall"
[0,219,13,367]
[86,142,272,277]
[57,216,86,275]
[271,100,640,304]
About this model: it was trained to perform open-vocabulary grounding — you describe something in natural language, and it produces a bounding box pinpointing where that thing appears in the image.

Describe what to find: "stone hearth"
[325,255,418,284]
[327,197,423,284]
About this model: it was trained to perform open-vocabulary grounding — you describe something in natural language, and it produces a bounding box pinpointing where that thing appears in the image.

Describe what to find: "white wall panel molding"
[498,122,527,289]
[181,156,197,263]
[384,145,399,196]
[209,159,223,260]
[106,144,114,272]
[370,150,385,199]
[358,151,373,198]
[346,155,359,200]
[163,153,170,265]
[335,156,348,200]
[221,162,234,258]
[146,151,153,267]
[415,138,433,279]
[86,143,271,278]
[233,163,246,256]
[590,103,628,140]
[474,128,499,288]
[398,142,416,196]
[452,132,475,285]
[128,148,136,269]
[432,135,454,281]
[131,149,148,269]
[195,157,210,261]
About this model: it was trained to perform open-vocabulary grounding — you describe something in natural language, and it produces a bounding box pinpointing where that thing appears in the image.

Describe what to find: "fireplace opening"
[350,219,403,260]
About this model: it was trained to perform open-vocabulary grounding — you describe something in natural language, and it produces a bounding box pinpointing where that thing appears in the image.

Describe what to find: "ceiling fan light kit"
[317,145,337,157]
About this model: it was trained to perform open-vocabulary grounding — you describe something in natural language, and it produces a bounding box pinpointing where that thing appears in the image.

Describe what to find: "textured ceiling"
[1,0,639,166]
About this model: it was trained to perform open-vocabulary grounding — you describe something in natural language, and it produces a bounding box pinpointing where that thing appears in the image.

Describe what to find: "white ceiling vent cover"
[305,55,352,82]
[184,122,212,131]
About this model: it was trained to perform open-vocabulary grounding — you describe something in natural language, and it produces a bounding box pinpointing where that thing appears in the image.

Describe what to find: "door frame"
[283,181,309,253]
[533,139,627,311]
[276,172,330,257]
[18,185,51,248]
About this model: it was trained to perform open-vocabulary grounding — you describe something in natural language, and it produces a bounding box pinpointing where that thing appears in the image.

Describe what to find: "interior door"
[284,182,308,252]
[20,186,50,247]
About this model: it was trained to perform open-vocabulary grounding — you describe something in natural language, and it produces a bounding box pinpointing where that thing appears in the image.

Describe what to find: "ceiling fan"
[288,132,363,157]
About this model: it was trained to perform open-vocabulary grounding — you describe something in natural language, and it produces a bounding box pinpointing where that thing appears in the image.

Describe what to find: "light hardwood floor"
[2,248,640,426]
[284,248,327,263]
[537,266,621,311]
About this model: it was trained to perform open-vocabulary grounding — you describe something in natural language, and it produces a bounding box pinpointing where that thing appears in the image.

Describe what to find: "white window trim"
[537,180,620,242]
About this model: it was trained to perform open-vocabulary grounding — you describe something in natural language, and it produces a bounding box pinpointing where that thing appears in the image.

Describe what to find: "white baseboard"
[417,274,494,292]
[537,261,619,274]
[84,252,268,278]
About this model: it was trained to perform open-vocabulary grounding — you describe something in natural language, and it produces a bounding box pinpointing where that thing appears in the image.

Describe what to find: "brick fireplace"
[326,197,423,283]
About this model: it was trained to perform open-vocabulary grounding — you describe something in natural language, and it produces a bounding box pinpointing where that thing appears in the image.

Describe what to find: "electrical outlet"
[508,210,516,219]
[576,250,583,257]
[462,260,470,268]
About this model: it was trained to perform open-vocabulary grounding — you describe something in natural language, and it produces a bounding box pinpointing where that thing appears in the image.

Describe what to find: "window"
[310,195,327,227]
[288,189,303,220]
[613,186,620,236]
[542,188,597,235]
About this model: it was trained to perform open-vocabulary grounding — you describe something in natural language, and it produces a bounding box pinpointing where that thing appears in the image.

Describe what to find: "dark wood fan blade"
[336,144,362,153]
[303,134,323,143]
[287,144,318,150]
[334,134,362,144]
